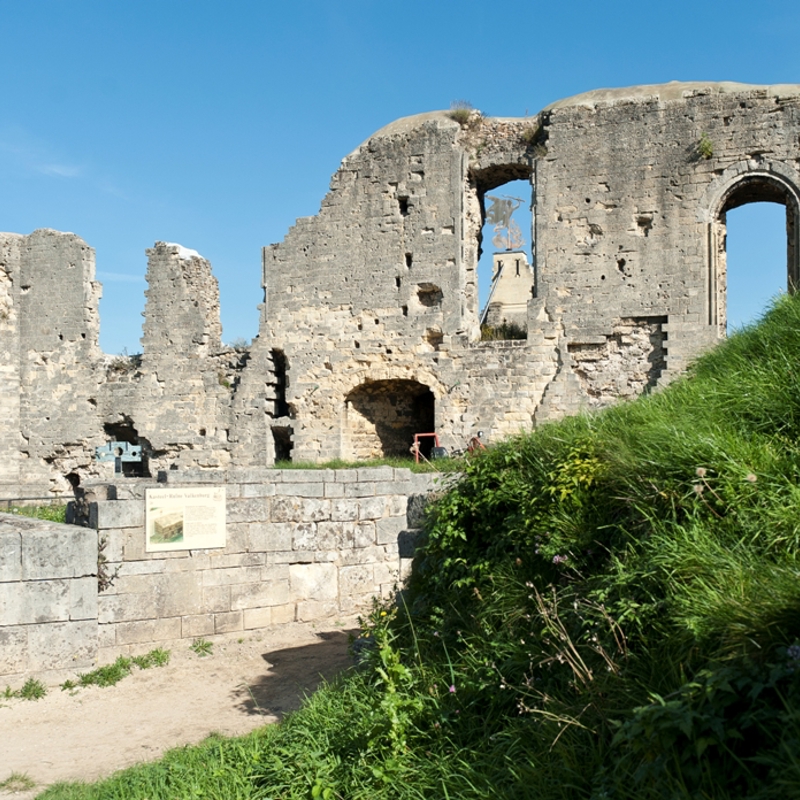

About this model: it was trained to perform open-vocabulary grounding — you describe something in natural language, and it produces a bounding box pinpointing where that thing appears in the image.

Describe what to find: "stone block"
[289,562,338,603]
[295,599,340,622]
[269,603,296,624]
[280,469,332,483]
[359,495,388,520]
[0,531,21,582]
[241,482,276,498]
[28,619,98,670]
[70,576,98,621]
[227,497,270,524]
[91,500,144,530]
[114,617,181,645]
[182,614,215,638]
[358,466,395,482]
[98,589,158,624]
[323,482,344,498]
[230,580,290,610]
[339,564,375,598]
[344,483,376,498]
[0,627,28,676]
[202,566,263,586]
[22,527,95,580]
[214,610,243,633]
[243,607,272,629]
[317,521,355,550]
[330,499,359,522]
[376,516,407,545]
[291,522,318,551]
[202,585,231,613]
[353,522,376,548]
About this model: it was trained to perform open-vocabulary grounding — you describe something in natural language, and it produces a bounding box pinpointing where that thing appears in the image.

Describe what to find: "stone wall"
[0,513,98,681]
[0,468,436,681]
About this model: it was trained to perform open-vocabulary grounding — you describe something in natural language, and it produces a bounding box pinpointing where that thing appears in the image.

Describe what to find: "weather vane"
[486,194,525,251]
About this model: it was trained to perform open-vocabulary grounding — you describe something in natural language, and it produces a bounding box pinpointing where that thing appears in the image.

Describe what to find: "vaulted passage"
[344,380,434,459]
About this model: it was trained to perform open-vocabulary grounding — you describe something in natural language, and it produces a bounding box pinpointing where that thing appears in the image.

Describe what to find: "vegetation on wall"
[35,293,800,799]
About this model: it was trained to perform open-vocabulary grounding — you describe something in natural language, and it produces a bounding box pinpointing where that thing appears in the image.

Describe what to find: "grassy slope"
[37,296,800,800]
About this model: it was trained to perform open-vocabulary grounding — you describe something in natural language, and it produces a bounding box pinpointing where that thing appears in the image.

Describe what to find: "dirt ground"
[0,619,360,799]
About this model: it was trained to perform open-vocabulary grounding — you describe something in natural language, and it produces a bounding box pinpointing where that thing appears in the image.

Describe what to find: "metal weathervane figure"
[486,194,525,251]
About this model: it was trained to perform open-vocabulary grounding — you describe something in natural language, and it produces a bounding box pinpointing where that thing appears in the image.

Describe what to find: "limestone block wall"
[536,82,800,376]
[0,513,98,681]
[92,467,435,661]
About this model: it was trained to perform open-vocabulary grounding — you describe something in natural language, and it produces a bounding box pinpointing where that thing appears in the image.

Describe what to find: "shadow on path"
[231,628,358,718]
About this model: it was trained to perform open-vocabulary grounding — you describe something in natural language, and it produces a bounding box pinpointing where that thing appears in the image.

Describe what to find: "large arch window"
[710,172,800,335]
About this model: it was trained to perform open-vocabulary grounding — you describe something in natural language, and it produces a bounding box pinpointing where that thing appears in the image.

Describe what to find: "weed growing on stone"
[698,131,714,159]
[190,638,213,657]
[448,100,476,126]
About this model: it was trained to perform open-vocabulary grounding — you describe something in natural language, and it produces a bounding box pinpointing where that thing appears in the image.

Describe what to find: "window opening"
[725,201,787,332]
[477,178,532,336]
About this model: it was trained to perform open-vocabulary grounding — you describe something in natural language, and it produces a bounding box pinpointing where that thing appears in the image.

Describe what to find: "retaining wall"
[0,468,438,682]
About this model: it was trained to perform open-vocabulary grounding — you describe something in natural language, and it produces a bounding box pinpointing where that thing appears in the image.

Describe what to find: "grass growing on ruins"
[5,504,66,523]
[274,455,463,474]
[34,293,800,798]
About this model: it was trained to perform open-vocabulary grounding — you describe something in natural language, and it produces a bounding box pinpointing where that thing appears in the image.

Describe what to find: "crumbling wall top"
[545,81,800,111]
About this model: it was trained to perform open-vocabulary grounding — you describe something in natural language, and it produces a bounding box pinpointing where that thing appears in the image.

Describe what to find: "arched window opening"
[725,202,787,332]
[713,174,799,336]
[344,379,434,460]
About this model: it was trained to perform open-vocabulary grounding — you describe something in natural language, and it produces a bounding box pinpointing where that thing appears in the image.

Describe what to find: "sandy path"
[0,620,359,799]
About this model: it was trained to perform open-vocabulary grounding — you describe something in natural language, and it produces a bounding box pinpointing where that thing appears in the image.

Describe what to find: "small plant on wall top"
[448,100,479,126]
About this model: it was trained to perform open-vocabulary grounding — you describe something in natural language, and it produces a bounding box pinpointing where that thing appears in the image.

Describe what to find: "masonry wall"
[0,468,435,681]
[0,513,98,681]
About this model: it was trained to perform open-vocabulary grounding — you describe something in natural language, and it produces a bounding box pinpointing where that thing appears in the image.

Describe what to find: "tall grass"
[36,294,800,799]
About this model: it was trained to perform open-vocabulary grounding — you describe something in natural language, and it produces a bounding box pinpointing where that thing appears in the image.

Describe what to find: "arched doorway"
[344,379,435,460]
[710,172,800,336]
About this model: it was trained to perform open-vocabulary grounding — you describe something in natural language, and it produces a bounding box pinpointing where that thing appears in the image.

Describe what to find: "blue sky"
[1,0,797,353]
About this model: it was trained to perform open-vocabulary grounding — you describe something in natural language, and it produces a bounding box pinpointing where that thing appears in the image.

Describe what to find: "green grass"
[0,772,36,792]
[61,649,170,691]
[274,455,462,474]
[2,677,46,701]
[33,293,800,798]
[5,504,67,523]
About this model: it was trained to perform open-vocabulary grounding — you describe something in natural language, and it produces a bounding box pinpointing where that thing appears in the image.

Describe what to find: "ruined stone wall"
[535,82,800,380]
[0,230,106,496]
[4,82,800,491]
[102,243,242,475]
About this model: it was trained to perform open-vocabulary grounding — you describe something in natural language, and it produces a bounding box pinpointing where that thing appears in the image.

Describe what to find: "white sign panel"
[145,486,226,552]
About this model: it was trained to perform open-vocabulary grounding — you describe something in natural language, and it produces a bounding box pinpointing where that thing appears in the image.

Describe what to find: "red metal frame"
[412,432,440,463]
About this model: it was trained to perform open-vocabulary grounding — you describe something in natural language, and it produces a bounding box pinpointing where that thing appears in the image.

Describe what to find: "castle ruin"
[3,81,800,498]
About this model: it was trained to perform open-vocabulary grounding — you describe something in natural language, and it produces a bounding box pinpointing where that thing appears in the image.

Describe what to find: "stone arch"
[700,161,800,335]
[343,379,435,460]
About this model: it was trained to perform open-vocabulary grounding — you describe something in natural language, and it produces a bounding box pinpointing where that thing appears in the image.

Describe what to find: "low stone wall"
[0,514,98,680]
[0,467,438,681]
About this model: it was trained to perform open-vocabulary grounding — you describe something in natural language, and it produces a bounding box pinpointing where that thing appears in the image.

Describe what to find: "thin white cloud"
[0,125,83,179]
[38,163,83,178]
